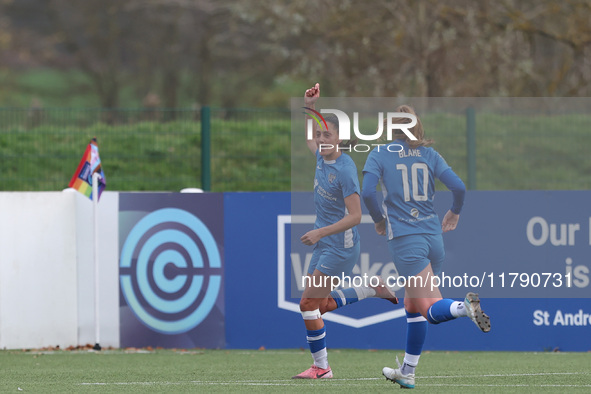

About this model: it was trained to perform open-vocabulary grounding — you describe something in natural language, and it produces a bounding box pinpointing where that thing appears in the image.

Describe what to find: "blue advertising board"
[115,190,591,351]
[435,190,591,299]
[224,191,591,351]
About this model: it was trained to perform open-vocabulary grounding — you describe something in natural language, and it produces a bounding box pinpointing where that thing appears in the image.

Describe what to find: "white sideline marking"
[78,382,591,388]
[421,384,591,388]
[234,351,308,355]
[420,372,584,378]
[77,371,591,387]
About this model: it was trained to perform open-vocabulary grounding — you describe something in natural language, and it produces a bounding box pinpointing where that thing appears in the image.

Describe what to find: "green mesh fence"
[0,108,204,192]
[0,106,589,192]
[209,108,291,191]
[0,107,292,192]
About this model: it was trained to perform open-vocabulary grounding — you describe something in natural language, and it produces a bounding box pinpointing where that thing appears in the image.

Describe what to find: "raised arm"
[304,83,320,155]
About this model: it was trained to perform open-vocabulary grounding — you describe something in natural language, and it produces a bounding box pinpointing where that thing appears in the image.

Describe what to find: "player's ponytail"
[390,105,433,149]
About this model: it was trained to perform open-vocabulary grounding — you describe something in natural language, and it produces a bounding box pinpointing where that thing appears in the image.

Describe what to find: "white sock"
[450,301,467,317]
[312,348,328,369]
[353,286,376,299]
[402,353,420,375]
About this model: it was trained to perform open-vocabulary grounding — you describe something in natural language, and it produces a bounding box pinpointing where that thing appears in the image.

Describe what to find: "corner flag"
[68,138,106,201]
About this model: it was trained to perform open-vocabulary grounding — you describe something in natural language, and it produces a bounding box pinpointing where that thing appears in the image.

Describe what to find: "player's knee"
[404,297,416,312]
[299,300,321,321]
[404,297,429,317]
[318,298,335,314]
[299,297,321,312]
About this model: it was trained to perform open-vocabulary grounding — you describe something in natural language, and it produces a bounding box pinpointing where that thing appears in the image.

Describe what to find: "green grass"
[0,349,589,392]
[0,111,291,192]
[0,109,590,192]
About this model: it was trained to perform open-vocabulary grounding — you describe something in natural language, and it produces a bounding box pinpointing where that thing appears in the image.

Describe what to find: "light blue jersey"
[314,151,360,248]
[363,140,451,239]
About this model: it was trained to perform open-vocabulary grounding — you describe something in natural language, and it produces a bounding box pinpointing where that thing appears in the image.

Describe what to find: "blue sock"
[406,311,428,355]
[402,311,428,375]
[427,299,456,324]
[307,326,328,368]
[330,288,359,308]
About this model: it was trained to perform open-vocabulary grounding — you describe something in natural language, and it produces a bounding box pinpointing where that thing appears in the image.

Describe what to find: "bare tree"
[48,0,134,111]
[3,0,591,110]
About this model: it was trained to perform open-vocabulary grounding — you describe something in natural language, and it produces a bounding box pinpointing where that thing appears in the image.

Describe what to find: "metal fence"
[0,105,589,192]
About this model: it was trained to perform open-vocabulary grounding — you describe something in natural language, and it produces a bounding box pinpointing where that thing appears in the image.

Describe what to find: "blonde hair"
[387,105,433,149]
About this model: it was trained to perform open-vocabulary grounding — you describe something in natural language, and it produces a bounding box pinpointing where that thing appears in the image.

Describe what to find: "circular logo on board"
[119,208,221,334]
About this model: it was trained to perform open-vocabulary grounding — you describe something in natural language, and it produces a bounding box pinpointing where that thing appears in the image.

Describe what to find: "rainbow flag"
[68,138,106,201]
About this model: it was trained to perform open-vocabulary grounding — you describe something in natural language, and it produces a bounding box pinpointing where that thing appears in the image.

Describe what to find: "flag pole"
[92,172,102,351]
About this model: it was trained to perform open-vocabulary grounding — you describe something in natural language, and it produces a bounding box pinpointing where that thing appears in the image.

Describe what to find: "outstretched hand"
[304,83,320,106]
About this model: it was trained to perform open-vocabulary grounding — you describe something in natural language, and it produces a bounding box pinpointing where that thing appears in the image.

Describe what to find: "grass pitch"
[0,348,589,392]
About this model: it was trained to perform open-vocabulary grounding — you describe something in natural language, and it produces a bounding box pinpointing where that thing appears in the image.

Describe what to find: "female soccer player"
[293,83,398,380]
[361,105,490,389]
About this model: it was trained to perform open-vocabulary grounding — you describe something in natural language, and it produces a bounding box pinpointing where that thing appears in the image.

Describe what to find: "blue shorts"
[387,234,445,278]
[307,242,360,277]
